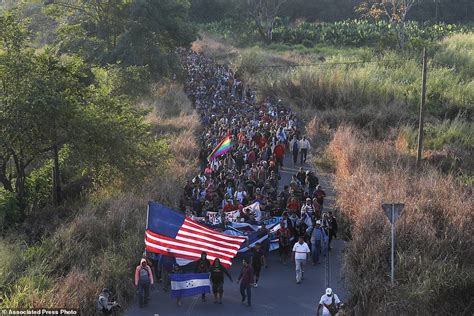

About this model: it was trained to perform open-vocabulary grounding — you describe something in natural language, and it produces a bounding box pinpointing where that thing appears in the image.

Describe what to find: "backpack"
[96,295,108,313]
[325,295,339,316]
[138,267,150,283]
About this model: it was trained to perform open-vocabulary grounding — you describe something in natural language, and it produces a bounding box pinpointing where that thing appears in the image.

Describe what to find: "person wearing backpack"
[317,288,341,316]
[134,258,154,308]
[96,288,120,315]
[306,220,328,265]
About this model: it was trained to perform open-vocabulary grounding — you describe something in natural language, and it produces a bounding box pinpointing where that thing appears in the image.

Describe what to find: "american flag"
[145,202,246,267]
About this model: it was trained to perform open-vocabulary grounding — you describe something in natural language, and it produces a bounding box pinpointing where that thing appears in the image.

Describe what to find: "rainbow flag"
[208,136,232,161]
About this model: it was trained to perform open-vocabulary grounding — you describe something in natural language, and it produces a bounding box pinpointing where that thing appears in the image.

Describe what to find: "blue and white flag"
[170,273,211,298]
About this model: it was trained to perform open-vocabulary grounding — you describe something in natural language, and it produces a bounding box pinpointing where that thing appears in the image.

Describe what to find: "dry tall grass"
[327,126,474,315]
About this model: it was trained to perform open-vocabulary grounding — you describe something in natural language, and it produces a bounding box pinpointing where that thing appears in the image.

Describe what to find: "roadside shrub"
[0,190,20,231]
[433,32,474,80]
[327,126,474,315]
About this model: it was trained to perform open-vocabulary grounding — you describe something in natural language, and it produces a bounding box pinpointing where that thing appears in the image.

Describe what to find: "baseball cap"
[326,288,332,295]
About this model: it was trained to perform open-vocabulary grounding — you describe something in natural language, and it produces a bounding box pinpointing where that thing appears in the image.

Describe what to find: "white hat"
[326,288,333,295]
[316,220,321,225]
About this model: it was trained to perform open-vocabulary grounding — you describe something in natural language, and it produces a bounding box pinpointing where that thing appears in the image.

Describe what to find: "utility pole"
[382,203,404,286]
[416,48,427,166]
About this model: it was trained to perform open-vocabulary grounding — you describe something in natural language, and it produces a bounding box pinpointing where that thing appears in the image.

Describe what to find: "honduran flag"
[170,273,211,299]
[145,202,246,267]
[207,135,232,161]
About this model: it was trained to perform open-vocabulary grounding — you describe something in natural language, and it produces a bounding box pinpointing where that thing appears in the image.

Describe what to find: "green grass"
[433,33,474,80]
[228,34,473,133]
[0,83,200,313]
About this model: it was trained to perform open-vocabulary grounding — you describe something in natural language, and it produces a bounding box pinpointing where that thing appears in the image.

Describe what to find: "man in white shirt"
[299,136,311,164]
[292,236,311,284]
[317,288,341,315]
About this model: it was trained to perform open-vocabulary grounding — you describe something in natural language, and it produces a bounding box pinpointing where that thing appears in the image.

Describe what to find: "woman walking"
[210,258,233,304]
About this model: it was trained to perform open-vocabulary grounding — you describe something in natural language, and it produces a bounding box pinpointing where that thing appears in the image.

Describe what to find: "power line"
[253,59,395,68]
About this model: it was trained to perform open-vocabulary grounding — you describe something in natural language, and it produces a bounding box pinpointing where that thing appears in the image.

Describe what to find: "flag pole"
[146,202,150,230]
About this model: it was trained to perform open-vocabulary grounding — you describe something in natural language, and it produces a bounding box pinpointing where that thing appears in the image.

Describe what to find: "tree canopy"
[0,11,168,222]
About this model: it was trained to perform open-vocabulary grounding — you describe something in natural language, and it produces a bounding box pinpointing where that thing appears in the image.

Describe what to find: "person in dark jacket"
[306,171,319,197]
[315,185,326,208]
[96,288,120,315]
[210,258,233,304]
[238,258,254,307]
[327,211,338,251]
[194,252,211,302]
[250,243,266,287]
[161,254,176,292]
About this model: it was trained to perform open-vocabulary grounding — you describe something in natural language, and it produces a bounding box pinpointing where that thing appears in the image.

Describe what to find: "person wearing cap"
[96,288,120,315]
[292,235,311,284]
[317,288,341,316]
[306,220,328,265]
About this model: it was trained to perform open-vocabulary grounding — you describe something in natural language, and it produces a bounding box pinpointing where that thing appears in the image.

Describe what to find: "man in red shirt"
[273,141,286,168]
[223,200,235,212]
[238,258,254,307]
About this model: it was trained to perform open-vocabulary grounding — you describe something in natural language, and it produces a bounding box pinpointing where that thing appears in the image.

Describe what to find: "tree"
[49,0,130,64]
[0,12,90,209]
[0,12,168,215]
[356,0,423,48]
[111,0,197,76]
[246,0,287,42]
[356,0,421,23]
[50,0,197,77]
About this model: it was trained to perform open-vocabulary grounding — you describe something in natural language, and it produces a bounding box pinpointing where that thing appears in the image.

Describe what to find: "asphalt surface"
[126,154,348,316]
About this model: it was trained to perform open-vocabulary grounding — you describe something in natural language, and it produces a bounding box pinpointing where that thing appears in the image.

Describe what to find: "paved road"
[126,153,347,316]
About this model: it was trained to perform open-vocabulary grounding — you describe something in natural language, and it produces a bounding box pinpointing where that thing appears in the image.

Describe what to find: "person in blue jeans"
[134,258,154,308]
[238,258,254,307]
[306,220,328,265]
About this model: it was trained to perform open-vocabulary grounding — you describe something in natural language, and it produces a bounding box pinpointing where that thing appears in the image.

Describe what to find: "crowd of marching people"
[110,50,341,315]
[181,50,337,300]
[181,50,336,230]
[180,49,338,260]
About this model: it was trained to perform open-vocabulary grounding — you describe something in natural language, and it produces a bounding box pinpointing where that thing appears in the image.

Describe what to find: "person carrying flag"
[210,258,233,304]
[171,264,183,306]
[194,252,211,302]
